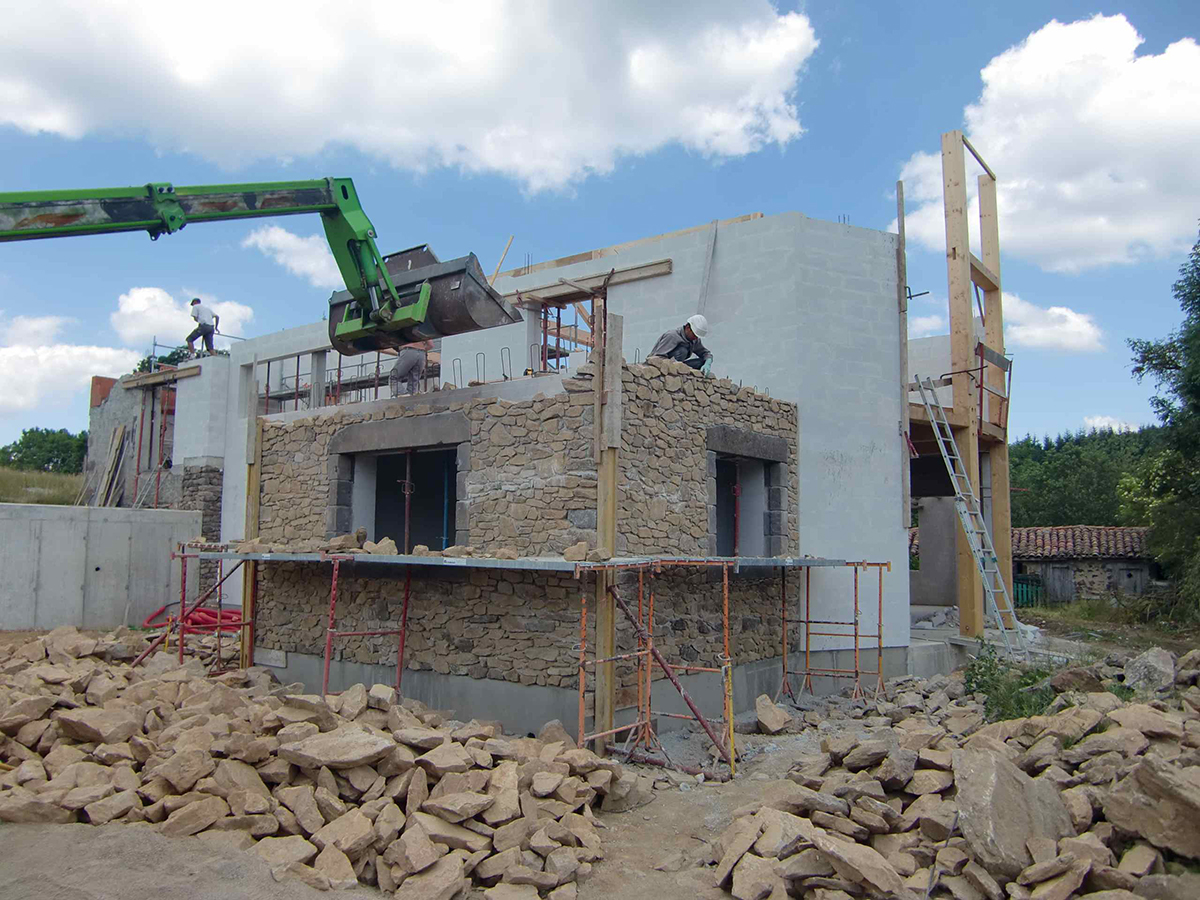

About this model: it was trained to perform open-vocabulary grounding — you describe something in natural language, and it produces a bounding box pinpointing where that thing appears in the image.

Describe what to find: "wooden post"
[979,172,1014,626]
[942,132,984,637]
[240,364,263,669]
[897,180,911,527]
[592,300,622,754]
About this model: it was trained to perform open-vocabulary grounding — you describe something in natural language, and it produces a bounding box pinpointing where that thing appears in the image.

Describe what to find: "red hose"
[142,603,242,632]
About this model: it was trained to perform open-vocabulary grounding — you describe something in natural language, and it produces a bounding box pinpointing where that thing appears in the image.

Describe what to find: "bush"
[964,640,1057,722]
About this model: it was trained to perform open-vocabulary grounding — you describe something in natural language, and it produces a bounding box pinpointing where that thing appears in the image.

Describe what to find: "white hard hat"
[686,314,710,338]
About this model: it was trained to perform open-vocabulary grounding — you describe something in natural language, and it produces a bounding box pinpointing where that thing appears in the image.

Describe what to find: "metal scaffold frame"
[153,547,890,781]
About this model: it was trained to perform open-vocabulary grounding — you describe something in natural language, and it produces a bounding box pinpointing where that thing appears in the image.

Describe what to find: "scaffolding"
[159,548,891,779]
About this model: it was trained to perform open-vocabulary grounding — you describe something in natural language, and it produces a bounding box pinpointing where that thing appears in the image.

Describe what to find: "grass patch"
[0,468,82,505]
[1107,683,1135,702]
[964,640,1057,723]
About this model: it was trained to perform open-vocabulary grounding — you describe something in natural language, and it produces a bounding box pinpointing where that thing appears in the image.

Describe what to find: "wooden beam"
[503,259,672,305]
[979,170,1014,626]
[969,253,1000,293]
[122,366,201,389]
[548,324,593,348]
[240,416,263,669]
[897,180,911,528]
[942,131,984,638]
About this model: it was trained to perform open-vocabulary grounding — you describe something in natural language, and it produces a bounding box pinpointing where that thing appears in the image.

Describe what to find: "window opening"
[375,447,456,552]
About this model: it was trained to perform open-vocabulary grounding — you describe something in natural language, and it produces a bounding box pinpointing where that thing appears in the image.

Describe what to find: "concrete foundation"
[260,645,915,737]
[0,504,201,630]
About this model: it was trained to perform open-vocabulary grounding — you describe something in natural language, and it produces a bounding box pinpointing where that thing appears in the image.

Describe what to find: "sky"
[1,1,1198,445]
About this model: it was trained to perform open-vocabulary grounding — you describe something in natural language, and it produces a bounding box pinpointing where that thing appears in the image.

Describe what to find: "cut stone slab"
[384,821,446,874]
[212,758,270,798]
[1018,853,1077,886]
[84,789,139,825]
[416,742,475,778]
[160,795,230,837]
[422,791,495,823]
[0,696,55,734]
[1107,705,1184,740]
[393,726,446,750]
[484,885,540,900]
[412,810,492,852]
[807,823,911,899]
[314,843,359,890]
[731,852,785,900]
[254,834,319,869]
[753,808,812,859]
[714,817,765,889]
[843,740,889,772]
[55,708,140,744]
[0,787,76,823]
[875,748,918,791]
[312,808,376,857]
[279,727,395,770]
[156,749,217,793]
[1117,842,1162,876]
[1102,756,1200,858]
[907,769,954,794]
[756,694,793,735]
[771,784,849,818]
[270,862,329,891]
[277,784,326,835]
[953,748,1075,880]
[394,854,466,900]
[1028,858,1090,900]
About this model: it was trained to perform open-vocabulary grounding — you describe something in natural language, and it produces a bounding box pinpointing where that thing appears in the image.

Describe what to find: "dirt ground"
[1023,607,1200,656]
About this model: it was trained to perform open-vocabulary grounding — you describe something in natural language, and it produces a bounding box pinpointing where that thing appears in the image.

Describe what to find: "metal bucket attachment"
[328,250,522,356]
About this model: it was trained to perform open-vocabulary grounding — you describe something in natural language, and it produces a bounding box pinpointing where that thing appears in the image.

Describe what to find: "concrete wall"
[172,357,229,465]
[493,212,911,651]
[0,504,201,630]
[910,497,957,606]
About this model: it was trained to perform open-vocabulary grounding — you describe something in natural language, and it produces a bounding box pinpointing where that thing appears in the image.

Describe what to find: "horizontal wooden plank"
[504,259,672,305]
[969,252,999,292]
[121,365,201,389]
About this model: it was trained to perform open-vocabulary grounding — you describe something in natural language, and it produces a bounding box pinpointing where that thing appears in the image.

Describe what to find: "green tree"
[0,427,88,473]
[1127,225,1200,600]
[135,347,190,373]
[1009,427,1156,527]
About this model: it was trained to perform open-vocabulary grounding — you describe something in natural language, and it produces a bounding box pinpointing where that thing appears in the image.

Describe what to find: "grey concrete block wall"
[0,504,201,630]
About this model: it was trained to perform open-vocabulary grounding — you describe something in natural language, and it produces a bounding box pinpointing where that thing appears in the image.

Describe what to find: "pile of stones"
[722,646,1200,899]
[0,626,651,898]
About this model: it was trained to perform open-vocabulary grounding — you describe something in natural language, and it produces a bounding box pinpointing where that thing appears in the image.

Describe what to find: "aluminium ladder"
[913,376,1027,658]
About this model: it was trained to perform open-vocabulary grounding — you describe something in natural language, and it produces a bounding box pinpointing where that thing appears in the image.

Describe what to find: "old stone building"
[1012,525,1156,604]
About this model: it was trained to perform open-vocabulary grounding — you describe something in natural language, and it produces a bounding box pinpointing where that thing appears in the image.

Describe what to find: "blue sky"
[1,1,1197,444]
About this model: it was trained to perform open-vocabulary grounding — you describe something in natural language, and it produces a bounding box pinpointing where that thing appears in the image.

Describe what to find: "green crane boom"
[0,177,520,355]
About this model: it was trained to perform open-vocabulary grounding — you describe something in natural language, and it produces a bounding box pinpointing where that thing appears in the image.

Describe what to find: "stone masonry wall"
[252,364,800,708]
[253,563,794,713]
[617,356,799,556]
[181,463,224,585]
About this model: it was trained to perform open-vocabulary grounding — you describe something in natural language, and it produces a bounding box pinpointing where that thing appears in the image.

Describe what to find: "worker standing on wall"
[186,297,219,357]
[649,314,713,374]
[389,341,429,397]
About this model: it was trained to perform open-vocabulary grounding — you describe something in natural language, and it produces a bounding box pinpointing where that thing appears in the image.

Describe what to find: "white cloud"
[1084,415,1137,432]
[242,227,342,289]
[110,287,254,347]
[0,2,819,192]
[908,314,947,338]
[1003,292,1102,352]
[0,314,73,346]
[0,343,139,414]
[897,15,1200,273]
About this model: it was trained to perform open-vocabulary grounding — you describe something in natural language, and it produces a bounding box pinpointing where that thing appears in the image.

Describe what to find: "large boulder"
[1103,757,1200,858]
[953,748,1075,879]
[1124,648,1175,693]
[278,727,395,770]
[755,694,792,735]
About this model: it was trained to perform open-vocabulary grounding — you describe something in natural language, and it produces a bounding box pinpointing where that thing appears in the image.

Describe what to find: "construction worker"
[389,342,429,397]
[186,297,219,357]
[649,314,713,374]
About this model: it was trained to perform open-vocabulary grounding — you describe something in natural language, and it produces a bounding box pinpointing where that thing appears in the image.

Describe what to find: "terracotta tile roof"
[1011,526,1149,560]
[909,525,1150,560]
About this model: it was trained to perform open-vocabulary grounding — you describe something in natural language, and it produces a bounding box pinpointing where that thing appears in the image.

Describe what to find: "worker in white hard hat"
[649,314,713,375]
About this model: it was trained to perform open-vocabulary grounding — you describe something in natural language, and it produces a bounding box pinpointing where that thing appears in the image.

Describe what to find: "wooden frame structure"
[908,131,1013,637]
